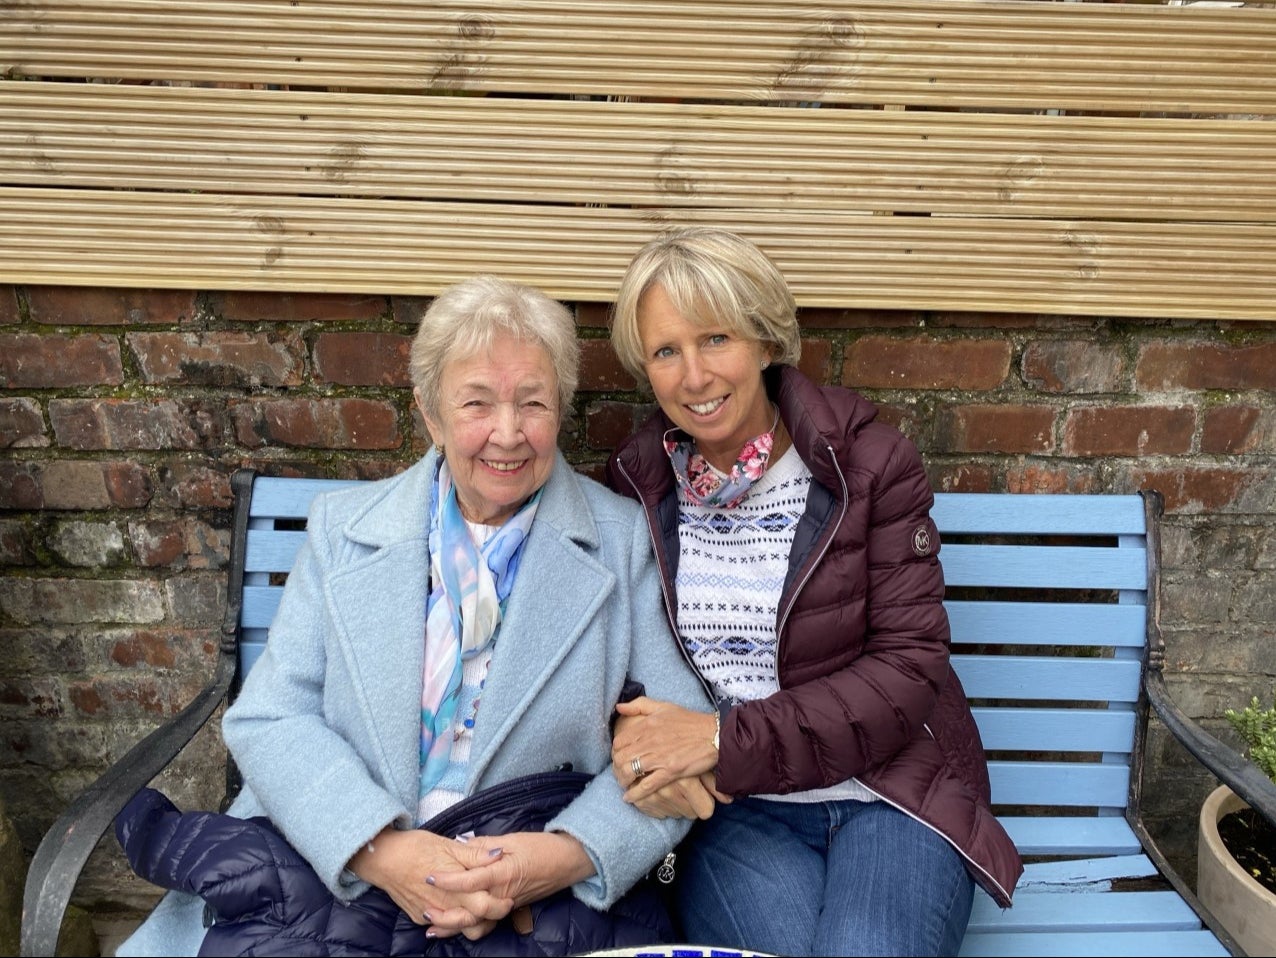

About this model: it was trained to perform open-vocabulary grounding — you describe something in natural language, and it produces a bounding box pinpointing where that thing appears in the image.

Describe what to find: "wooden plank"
[946,602,1147,649]
[996,816,1141,857]
[973,707,1135,753]
[959,928,1227,957]
[988,761,1130,808]
[241,586,284,631]
[932,493,1146,535]
[968,890,1207,933]
[5,1,1275,113]
[247,476,362,517]
[4,189,1274,318]
[4,82,1273,221]
[939,544,1146,590]
[244,529,308,572]
[240,638,269,677]
[955,655,1142,703]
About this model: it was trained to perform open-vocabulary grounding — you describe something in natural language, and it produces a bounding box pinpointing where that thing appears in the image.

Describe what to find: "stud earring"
[760,360,769,370]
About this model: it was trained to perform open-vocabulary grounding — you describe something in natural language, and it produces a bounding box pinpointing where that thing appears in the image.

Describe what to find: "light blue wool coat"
[117,450,711,956]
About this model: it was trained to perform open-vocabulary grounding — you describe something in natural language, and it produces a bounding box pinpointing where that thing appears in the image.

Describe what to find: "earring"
[760,360,769,370]
[435,443,445,459]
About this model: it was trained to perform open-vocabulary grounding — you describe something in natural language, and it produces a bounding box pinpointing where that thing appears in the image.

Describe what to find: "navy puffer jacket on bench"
[115,779,675,957]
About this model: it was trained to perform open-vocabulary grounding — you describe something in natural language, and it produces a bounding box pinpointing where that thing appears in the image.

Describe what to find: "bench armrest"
[19,650,236,958]
[1139,490,1276,830]
[20,470,256,958]
[1145,669,1276,826]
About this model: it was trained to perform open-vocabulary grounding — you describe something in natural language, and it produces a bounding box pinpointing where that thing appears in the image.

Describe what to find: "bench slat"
[996,816,1140,857]
[959,928,1229,958]
[988,761,1130,808]
[939,544,1146,590]
[244,530,309,573]
[973,708,1134,754]
[247,477,362,518]
[954,655,1141,704]
[969,889,1205,933]
[241,587,284,631]
[931,493,1146,535]
[947,601,1146,648]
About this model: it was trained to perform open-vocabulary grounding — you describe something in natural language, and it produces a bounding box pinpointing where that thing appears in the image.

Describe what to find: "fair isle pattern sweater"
[676,446,875,804]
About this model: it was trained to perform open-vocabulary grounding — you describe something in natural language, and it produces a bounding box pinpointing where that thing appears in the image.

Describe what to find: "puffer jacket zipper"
[611,454,714,705]
[773,442,847,685]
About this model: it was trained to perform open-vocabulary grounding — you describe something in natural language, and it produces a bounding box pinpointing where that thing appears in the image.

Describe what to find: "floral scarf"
[418,461,539,805]
[663,406,781,508]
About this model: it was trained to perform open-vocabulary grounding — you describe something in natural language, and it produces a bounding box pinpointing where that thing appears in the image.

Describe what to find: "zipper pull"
[656,850,676,885]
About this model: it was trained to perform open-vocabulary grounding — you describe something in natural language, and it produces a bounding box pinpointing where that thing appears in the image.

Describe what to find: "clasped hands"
[610,695,731,820]
[349,825,593,940]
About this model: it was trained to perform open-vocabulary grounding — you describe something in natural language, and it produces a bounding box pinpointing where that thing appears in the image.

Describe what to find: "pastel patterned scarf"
[418,461,540,803]
[663,406,780,508]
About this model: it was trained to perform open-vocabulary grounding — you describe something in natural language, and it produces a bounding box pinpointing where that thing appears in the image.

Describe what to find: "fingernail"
[425,875,436,885]
[488,847,503,857]
[425,930,437,939]
[422,911,432,922]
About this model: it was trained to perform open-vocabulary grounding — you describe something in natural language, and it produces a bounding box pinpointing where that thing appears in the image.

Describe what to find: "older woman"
[115,275,710,956]
[604,228,1023,957]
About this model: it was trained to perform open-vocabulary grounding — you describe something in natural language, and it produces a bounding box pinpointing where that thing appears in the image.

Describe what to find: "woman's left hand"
[611,696,723,803]
[422,830,595,938]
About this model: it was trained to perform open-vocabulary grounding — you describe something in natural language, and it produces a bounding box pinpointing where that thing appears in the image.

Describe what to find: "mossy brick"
[0,333,123,389]
[128,331,305,387]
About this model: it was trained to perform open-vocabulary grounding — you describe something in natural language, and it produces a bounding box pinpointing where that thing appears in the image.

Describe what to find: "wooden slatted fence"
[2,0,1274,318]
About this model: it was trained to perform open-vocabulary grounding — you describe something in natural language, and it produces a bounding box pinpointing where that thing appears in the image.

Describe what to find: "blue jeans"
[675,796,975,957]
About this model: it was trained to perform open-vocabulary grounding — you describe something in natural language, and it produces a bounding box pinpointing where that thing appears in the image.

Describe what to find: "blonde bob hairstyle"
[610,227,801,383]
[409,274,579,420]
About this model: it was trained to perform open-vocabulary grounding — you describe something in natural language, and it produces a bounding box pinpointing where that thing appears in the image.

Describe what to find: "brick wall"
[2,285,1275,930]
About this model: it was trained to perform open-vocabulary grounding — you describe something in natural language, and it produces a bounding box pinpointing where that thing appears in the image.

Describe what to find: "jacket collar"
[613,365,879,500]
[341,448,600,552]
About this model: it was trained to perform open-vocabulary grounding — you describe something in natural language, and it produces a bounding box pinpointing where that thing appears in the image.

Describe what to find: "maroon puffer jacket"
[606,364,1023,908]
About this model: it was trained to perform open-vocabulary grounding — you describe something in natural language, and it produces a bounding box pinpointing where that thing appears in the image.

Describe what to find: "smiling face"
[417,331,561,526]
[637,283,774,473]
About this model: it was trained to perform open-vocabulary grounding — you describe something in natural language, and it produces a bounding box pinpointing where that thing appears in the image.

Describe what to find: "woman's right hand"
[347,827,514,932]
[629,770,726,819]
[612,697,732,818]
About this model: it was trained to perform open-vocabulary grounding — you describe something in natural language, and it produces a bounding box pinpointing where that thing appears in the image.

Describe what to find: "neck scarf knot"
[663,405,781,509]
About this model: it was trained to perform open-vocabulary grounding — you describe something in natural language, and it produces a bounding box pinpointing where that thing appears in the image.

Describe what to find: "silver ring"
[630,755,645,778]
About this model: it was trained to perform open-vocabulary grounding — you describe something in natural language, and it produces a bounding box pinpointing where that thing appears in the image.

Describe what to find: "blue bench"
[22,469,1276,957]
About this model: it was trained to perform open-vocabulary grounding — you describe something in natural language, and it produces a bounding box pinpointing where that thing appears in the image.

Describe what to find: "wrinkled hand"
[611,697,730,811]
[422,831,595,938]
[346,827,513,937]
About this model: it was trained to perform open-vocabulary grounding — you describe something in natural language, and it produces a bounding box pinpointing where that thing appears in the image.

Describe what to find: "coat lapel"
[324,457,435,809]
[466,455,614,785]
[320,453,617,805]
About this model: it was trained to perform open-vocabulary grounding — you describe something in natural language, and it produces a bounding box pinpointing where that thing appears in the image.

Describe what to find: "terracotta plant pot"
[1198,784,1276,957]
